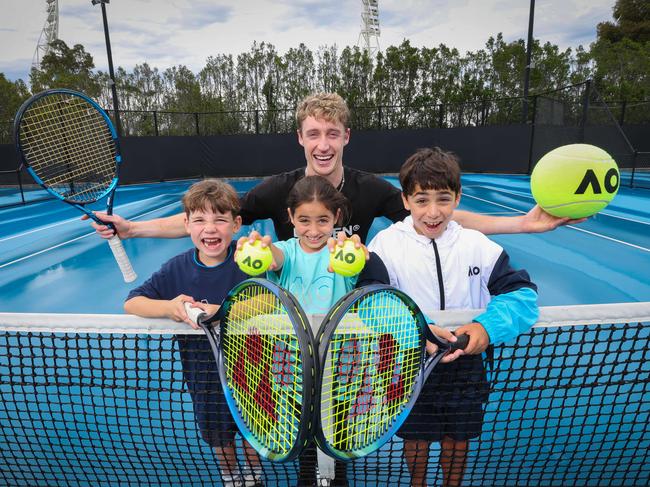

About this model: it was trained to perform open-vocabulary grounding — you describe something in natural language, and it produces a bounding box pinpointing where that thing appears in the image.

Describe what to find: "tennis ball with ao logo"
[531,144,619,219]
[236,239,273,276]
[330,239,366,277]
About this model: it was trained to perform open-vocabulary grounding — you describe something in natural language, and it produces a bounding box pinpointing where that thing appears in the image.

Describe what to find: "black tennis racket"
[184,278,318,462]
[314,285,468,460]
[14,88,136,282]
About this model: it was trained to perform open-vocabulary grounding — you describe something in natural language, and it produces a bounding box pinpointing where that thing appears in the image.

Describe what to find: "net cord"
[1,301,649,334]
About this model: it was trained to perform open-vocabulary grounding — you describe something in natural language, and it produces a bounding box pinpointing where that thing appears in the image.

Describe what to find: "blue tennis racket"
[14,88,136,282]
[185,278,318,462]
[186,281,467,462]
[314,285,468,460]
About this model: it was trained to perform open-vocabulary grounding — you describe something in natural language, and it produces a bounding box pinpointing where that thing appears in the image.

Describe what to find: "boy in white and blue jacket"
[368,147,539,487]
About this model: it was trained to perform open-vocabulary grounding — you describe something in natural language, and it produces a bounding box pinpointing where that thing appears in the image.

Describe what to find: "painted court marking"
[0,199,182,268]
[462,189,650,253]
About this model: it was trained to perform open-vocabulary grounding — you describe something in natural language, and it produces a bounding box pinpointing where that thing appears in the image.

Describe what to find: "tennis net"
[1,302,649,486]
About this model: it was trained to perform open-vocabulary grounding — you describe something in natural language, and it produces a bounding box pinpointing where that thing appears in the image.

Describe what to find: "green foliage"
[2,8,649,138]
[0,74,30,143]
[29,40,100,96]
[591,0,650,101]
[597,0,650,43]
[591,38,650,100]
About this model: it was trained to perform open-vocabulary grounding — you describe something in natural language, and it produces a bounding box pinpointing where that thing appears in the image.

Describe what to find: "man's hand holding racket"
[84,211,133,239]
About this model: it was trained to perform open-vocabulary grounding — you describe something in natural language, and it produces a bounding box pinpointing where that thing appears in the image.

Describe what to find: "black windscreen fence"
[0,124,647,187]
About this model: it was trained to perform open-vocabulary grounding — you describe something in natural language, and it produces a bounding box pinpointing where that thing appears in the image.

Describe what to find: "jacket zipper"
[431,239,445,310]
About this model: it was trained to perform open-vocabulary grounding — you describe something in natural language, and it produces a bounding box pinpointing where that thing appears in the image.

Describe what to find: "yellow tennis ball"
[330,240,366,277]
[236,240,272,276]
[531,144,619,218]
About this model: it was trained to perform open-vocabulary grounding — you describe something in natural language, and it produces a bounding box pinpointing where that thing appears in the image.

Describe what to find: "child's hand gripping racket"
[184,278,318,462]
[314,285,467,460]
[13,88,136,282]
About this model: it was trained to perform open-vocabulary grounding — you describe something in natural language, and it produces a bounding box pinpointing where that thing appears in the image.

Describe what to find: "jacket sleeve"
[473,251,539,345]
[356,252,390,287]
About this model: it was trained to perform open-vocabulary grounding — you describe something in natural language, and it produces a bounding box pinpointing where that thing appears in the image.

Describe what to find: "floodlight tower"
[358,0,380,57]
[32,0,59,70]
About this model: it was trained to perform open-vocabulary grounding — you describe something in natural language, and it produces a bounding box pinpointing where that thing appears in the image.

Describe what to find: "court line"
[0,200,183,268]
[0,233,93,269]
[462,192,650,253]
[0,198,181,244]
[463,184,650,226]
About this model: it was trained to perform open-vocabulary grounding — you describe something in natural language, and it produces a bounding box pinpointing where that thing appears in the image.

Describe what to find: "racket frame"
[198,278,318,462]
[13,88,136,282]
[314,284,451,460]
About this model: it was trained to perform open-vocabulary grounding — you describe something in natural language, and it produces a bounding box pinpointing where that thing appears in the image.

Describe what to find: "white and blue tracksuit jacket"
[368,217,538,345]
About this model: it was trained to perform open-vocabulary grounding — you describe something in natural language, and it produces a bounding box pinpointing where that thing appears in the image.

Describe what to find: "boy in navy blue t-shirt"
[125,179,262,486]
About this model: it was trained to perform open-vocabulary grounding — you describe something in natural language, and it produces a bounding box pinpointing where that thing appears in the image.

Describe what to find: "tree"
[373,40,421,128]
[591,38,650,100]
[0,74,30,144]
[200,54,238,110]
[591,0,650,101]
[316,45,340,94]
[597,0,650,43]
[29,40,100,96]
[418,44,463,127]
[338,46,374,127]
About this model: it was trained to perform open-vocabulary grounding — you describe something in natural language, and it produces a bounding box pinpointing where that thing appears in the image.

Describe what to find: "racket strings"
[320,291,422,453]
[18,93,117,203]
[221,284,304,457]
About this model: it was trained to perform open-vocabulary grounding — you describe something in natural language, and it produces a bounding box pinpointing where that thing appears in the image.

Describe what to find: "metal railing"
[2,94,648,143]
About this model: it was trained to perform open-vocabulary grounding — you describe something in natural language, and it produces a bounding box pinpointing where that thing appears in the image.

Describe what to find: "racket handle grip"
[184,302,207,325]
[450,333,470,351]
[107,235,137,283]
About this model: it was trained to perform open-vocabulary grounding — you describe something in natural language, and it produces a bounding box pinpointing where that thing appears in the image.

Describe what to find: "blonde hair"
[182,179,240,218]
[296,92,350,130]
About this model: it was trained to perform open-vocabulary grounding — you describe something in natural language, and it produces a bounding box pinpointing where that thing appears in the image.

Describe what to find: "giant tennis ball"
[531,144,619,218]
[330,240,366,277]
[236,240,272,276]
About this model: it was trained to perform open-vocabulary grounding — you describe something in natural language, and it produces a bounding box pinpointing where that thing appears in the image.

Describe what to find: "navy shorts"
[176,335,238,447]
[397,353,490,442]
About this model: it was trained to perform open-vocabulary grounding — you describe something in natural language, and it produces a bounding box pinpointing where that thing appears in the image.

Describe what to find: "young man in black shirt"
[89,93,580,243]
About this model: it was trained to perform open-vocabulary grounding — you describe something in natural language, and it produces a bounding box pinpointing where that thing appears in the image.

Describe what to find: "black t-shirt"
[239,166,408,242]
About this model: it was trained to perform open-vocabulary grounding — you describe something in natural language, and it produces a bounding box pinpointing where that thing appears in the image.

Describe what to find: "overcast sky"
[1,0,615,83]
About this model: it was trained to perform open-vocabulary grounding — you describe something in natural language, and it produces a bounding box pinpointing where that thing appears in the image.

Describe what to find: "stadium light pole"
[522,0,535,124]
[91,0,123,137]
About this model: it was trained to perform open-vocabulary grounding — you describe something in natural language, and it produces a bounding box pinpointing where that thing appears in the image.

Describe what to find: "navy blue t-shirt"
[127,243,247,447]
[127,244,247,305]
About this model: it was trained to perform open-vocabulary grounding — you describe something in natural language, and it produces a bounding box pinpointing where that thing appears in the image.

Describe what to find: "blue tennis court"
[1,174,648,313]
[1,175,649,486]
